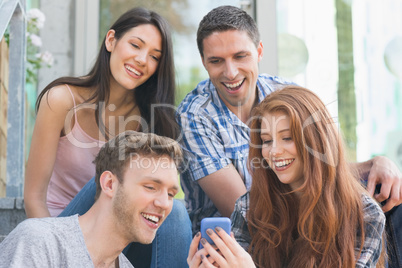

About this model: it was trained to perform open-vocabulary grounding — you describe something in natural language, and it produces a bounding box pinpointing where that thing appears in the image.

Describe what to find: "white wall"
[37,0,99,91]
[37,0,75,91]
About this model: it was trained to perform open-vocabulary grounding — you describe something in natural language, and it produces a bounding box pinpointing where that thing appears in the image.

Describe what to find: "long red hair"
[247,86,381,267]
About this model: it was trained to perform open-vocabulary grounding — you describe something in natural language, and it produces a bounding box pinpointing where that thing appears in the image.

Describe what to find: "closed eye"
[207,57,221,64]
[262,140,273,145]
[144,186,155,191]
[131,43,139,49]
[151,55,160,62]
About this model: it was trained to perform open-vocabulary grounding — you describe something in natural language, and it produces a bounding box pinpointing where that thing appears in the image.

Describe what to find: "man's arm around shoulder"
[352,156,402,212]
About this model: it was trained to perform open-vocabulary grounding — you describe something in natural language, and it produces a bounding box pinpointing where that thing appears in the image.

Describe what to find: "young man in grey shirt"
[0,131,183,268]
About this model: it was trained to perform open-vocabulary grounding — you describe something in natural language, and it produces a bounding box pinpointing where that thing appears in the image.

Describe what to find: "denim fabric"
[151,199,192,268]
[59,177,192,268]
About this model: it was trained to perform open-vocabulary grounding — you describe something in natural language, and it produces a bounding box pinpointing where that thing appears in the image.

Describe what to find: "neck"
[230,88,258,124]
[108,89,135,110]
[79,202,129,267]
[107,78,136,109]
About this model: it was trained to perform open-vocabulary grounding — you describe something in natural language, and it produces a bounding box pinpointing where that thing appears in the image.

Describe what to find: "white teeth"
[274,159,294,167]
[224,79,243,88]
[125,65,141,76]
[141,213,159,223]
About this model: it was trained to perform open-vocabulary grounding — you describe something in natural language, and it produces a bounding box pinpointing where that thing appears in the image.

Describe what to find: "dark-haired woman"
[24,7,191,267]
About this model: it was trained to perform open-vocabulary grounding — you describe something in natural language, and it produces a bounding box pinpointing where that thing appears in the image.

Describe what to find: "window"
[271,0,402,166]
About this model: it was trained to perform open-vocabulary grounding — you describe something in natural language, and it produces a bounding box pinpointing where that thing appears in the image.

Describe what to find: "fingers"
[381,179,401,212]
[198,228,256,268]
[203,227,241,266]
[188,230,230,268]
[366,172,377,197]
[188,232,204,267]
[214,227,241,253]
[200,235,226,265]
[188,232,201,260]
[374,182,391,204]
[381,191,398,212]
[208,228,256,268]
[199,254,217,268]
[367,156,402,211]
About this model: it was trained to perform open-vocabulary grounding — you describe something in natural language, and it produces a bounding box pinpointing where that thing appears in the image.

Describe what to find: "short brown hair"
[93,131,183,200]
[197,5,260,58]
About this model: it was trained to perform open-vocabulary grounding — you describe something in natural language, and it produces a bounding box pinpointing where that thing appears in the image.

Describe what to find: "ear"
[257,41,264,62]
[99,171,118,198]
[105,30,116,52]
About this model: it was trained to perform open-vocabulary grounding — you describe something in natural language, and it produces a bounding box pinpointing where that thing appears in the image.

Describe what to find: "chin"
[138,236,155,245]
[137,232,157,245]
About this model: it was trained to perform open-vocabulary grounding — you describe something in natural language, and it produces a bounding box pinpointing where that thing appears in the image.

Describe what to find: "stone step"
[0,198,27,242]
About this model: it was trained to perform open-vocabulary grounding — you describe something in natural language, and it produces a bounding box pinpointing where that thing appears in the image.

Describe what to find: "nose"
[135,50,147,66]
[154,192,170,210]
[270,140,284,157]
[224,60,238,80]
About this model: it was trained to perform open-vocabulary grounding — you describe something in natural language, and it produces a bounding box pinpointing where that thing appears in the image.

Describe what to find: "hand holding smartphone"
[199,217,231,249]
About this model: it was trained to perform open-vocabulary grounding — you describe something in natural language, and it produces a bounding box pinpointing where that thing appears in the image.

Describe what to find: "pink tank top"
[47,85,106,216]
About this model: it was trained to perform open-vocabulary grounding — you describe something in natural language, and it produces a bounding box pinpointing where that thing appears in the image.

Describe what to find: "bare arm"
[197,164,247,217]
[24,86,73,218]
[351,156,402,212]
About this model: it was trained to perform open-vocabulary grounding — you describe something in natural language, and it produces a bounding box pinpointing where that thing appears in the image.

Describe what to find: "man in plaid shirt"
[177,5,402,267]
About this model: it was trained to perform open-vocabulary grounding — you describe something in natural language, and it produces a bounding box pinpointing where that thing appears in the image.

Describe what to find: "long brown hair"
[247,86,379,267]
[36,7,178,140]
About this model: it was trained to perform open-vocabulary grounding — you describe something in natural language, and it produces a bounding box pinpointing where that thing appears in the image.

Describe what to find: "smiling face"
[260,111,303,191]
[112,155,179,244]
[106,24,162,91]
[201,30,263,114]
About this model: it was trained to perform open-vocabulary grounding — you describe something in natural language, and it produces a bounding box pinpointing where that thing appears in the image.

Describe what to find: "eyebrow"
[131,36,162,53]
[260,128,290,135]
[148,178,179,191]
[278,129,290,134]
[206,50,249,62]
[206,56,221,62]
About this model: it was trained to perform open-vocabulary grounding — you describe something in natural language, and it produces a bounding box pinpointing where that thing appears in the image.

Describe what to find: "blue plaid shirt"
[231,192,385,267]
[176,74,294,233]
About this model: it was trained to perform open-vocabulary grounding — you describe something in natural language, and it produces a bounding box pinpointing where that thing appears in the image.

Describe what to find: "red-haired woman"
[188,86,385,268]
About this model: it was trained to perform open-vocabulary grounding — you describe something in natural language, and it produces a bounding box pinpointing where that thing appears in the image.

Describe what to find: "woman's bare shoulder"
[39,84,92,111]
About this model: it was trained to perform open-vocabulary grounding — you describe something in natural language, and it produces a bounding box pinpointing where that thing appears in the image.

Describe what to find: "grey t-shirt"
[0,215,133,268]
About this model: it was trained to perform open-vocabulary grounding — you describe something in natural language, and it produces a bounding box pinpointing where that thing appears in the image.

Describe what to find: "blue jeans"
[59,177,192,268]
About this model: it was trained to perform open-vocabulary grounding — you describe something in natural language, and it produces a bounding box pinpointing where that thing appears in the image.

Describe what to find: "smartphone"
[199,217,231,249]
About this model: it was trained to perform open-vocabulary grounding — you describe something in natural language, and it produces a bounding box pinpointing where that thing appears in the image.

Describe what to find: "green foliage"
[4,8,53,84]
[175,66,207,105]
